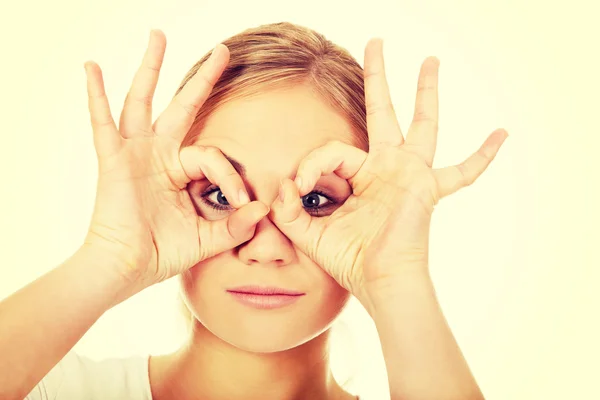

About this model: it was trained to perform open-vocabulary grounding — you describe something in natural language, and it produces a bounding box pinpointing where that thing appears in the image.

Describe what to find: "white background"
[0,0,598,399]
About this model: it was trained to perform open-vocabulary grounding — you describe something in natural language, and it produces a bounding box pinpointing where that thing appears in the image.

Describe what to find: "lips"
[226,285,305,296]
[226,286,306,310]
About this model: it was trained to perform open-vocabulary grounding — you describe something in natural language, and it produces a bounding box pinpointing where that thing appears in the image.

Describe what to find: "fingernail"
[279,180,286,202]
[251,206,268,224]
[238,189,249,205]
[294,177,302,194]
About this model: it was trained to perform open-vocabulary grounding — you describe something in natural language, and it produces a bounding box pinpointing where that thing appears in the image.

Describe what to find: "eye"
[200,186,231,212]
[301,190,333,213]
[199,186,338,216]
[207,189,230,206]
[301,192,329,208]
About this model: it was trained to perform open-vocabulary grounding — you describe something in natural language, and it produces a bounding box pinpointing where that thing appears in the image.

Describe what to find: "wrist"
[359,265,433,318]
[357,266,483,399]
[71,245,148,308]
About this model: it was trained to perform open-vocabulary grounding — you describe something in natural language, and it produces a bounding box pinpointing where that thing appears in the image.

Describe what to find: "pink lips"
[226,286,305,310]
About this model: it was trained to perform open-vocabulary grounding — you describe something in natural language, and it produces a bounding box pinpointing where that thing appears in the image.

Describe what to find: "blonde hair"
[174,21,367,389]
[176,21,368,149]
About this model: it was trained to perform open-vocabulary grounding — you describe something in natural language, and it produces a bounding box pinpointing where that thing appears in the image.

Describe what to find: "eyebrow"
[222,152,247,178]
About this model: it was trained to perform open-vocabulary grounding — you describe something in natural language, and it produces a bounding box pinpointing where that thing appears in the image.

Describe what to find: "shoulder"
[25,351,152,400]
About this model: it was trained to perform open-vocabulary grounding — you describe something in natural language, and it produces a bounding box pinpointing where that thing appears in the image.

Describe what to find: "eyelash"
[198,185,337,216]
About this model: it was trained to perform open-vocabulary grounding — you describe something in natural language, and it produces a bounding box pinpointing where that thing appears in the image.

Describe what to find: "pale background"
[0,0,598,399]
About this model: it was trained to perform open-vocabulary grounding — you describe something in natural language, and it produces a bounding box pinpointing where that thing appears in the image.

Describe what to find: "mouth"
[226,286,305,310]
[226,285,305,296]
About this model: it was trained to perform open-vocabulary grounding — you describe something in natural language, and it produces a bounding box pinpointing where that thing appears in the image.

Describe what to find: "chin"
[203,314,336,354]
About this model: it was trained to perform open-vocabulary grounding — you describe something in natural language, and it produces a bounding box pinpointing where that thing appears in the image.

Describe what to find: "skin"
[148,37,505,399]
[149,85,363,400]
[0,23,504,399]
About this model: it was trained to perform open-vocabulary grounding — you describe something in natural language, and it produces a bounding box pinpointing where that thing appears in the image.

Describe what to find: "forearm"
[0,246,139,399]
[365,267,483,400]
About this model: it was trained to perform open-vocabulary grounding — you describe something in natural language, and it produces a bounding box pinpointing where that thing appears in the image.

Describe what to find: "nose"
[237,216,296,267]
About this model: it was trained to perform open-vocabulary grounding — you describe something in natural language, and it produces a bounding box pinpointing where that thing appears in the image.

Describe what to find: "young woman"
[0,22,507,400]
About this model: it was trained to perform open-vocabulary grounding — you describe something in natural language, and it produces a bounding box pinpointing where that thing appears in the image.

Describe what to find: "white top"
[25,351,152,400]
[25,352,365,399]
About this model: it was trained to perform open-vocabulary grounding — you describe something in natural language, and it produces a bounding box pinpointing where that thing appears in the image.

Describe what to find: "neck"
[150,320,348,400]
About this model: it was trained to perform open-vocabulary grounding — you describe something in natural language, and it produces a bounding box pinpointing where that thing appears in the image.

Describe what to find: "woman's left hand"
[268,38,508,309]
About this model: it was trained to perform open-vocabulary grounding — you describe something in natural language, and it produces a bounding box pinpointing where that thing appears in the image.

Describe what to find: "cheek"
[180,257,229,312]
[314,268,352,315]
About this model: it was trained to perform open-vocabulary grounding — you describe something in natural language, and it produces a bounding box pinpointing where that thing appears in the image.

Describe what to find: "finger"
[119,29,166,138]
[153,43,229,142]
[405,57,440,167]
[198,201,270,260]
[84,61,122,159]
[294,141,368,196]
[364,38,404,148]
[434,129,509,198]
[179,145,251,209]
[269,178,325,258]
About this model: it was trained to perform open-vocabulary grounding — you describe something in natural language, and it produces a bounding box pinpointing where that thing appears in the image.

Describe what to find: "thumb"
[198,201,269,261]
[269,178,325,260]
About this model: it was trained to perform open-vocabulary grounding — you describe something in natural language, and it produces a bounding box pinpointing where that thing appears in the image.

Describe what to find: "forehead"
[193,85,357,178]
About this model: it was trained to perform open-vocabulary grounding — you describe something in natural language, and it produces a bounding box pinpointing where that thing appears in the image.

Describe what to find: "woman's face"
[181,84,361,353]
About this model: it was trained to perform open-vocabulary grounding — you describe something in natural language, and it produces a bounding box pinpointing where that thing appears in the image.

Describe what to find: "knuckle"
[126,92,153,107]
[297,159,313,177]
[203,146,223,160]
[417,83,435,92]
[89,90,107,100]
[412,112,438,130]
[145,63,161,73]
[174,96,200,118]
[204,146,221,155]
[224,169,239,179]
[478,146,495,161]
[456,164,473,187]
[412,109,430,120]
[196,71,215,91]
[366,100,394,117]
[417,82,436,92]
[364,67,382,81]
[222,170,239,186]
[91,117,114,128]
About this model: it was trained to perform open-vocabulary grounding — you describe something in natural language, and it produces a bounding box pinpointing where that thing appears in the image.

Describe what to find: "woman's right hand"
[82,30,268,289]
